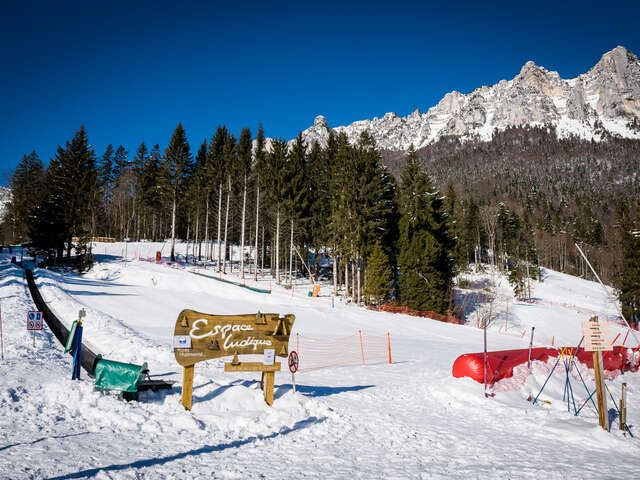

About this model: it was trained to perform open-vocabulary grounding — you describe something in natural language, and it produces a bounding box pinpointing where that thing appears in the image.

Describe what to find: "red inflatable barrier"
[452,347,632,384]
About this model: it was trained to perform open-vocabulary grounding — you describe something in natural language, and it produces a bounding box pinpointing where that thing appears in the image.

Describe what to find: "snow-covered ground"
[1,243,639,479]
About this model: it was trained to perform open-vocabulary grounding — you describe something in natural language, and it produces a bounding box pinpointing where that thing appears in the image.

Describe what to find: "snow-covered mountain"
[0,186,10,221]
[298,46,640,151]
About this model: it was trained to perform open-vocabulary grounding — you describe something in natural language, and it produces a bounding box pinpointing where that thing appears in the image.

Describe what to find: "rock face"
[297,46,640,151]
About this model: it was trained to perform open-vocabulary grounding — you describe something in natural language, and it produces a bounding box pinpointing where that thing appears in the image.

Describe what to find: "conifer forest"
[3,124,640,320]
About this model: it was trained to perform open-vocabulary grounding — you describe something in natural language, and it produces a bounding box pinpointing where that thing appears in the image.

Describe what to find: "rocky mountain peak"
[294,46,640,151]
[313,115,328,128]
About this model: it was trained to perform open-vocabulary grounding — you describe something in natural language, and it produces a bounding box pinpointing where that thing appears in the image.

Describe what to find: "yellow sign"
[173,309,295,367]
[173,309,295,410]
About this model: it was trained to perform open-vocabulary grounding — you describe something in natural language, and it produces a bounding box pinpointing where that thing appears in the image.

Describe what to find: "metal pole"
[484,317,488,397]
[620,383,627,432]
[528,327,535,370]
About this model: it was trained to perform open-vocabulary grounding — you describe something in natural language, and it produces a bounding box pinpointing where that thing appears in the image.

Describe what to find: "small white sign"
[263,348,275,365]
[173,335,192,349]
[27,311,43,331]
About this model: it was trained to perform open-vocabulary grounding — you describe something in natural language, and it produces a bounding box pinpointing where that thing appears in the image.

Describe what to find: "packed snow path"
[1,245,639,479]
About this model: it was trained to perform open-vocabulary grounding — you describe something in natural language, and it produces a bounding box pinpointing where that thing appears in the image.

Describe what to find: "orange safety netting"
[369,304,462,324]
[290,332,391,373]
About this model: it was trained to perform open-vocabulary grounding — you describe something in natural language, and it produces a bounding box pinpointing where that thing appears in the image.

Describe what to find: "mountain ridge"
[294,46,640,151]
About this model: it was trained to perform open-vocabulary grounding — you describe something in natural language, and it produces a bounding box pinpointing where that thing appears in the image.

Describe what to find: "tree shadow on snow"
[0,431,90,452]
[275,383,375,399]
[47,416,326,480]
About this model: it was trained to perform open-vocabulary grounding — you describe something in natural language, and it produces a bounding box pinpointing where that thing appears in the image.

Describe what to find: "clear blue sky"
[1,0,639,185]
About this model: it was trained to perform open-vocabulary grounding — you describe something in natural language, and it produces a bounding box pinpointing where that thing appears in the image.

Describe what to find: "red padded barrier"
[452,347,631,384]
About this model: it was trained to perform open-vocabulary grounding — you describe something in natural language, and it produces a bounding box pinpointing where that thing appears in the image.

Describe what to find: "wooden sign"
[581,319,613,352]
[173,309,295,410]
[583,316,609,430]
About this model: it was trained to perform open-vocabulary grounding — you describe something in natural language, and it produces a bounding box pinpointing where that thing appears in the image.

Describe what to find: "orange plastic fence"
[370,304,461,324]
[291,332,391,372]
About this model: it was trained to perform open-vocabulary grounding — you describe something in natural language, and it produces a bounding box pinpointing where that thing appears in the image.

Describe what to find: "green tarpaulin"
[94,359,148,393]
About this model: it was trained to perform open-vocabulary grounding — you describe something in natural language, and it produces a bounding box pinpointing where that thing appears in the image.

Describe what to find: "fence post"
[387,332,392,364]
[359,330,365,364]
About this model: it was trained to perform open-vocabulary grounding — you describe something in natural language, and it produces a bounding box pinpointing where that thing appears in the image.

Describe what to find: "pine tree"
[132,142,148,241]
[263,138,288,283]
[363,242,392,305]
[163,123,193,261]
[33,126,97,266]
[97,145,114,236]
[140,144,163,240]
[253,124,266,280]
[208,126,228,271]
[444,181,466,270]
[237,127,252,277]
[616,200,640,323]
[397,145,455,313]
[7,151,45,242]
[283,132,309,285]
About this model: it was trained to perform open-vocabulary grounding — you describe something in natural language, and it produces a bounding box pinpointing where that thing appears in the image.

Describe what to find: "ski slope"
[1,243,639,479]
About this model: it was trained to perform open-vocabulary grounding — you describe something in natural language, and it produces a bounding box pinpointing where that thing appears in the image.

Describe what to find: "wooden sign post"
[173,309,295,410]
[620,383,627,433]
[582,316,612,431]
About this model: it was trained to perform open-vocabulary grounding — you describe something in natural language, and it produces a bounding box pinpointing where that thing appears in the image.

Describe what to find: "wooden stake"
[593,350,609,430]
[264,371,275,406]
[620,383,627,432]
[387,332,392,364]
[359,330,365,364]
[181,365,194,411]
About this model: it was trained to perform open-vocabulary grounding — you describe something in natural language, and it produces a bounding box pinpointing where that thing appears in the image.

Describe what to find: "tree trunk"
[333,247,338,296]
[352,261,356,303]
[186,221,190,264]
[240,174,247,278]
[275,206,280,284]
[254,184,259,281]
[223,177,230,274]
[203,198,208,265]
[195,207,200,263]
[357,256,361,305]
[170,193,177,262]
[289,217,294,287]
[345,261,349,298]
[217,184,222,272]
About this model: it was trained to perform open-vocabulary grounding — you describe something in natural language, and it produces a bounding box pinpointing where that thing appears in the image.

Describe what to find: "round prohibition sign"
[288,350,299,374]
